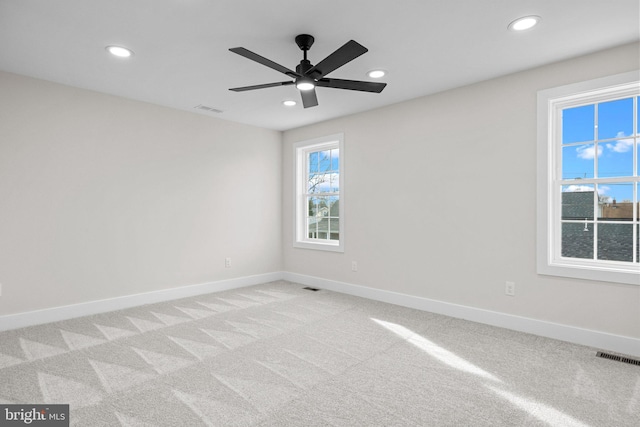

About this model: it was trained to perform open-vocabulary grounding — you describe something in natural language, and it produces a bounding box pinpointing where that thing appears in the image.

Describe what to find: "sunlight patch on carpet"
[371,318,501,382]
[486,385,590,427]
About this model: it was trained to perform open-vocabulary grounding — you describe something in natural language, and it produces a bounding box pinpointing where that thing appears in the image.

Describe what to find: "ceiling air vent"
[194,104,223,113]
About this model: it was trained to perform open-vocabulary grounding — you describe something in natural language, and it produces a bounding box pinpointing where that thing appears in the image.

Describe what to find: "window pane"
[307,216,329,239]
[307,216,317,238]
[328,172,340,192]
[597,223,633,262]
[562,222,593,259]
[318,150,331,172]
[328,196,339,217]
[328,218,339,240]
[305,196,339,241]
[562,185,594,219]
[309,151,318,173]
[308,173,331,193]
[307,197,314,217]
[331,148,340,171]
[563,104,594,144]
[308,152,339,193]
[598,138,633,177]
[637,97,640,136]
[309,217,329,240]
[597,183,633,221]
[562,145,596,179]
[308,196,329,217]
[598,97,633,140]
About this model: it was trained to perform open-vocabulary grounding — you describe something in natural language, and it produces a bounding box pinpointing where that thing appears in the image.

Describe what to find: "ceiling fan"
[229,34,387,108]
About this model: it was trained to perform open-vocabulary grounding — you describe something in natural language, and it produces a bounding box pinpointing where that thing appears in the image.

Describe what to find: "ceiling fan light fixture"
[508,15,541,31]
[367,69,386,79]
[106,45,134,58]
[296,78,315,91]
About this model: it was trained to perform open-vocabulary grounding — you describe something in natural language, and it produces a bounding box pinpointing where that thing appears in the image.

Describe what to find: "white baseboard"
[2,270,638,358]
[283,272,640,358]
[0,272,284,332]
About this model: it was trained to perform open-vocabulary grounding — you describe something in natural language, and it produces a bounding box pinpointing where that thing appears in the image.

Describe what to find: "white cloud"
[597,185,610,195]
[562,185,593,193]
[576,145,602,159]
[605,133,633,153]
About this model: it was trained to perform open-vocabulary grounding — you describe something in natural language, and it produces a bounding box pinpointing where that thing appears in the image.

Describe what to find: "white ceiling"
[0,0,638,131]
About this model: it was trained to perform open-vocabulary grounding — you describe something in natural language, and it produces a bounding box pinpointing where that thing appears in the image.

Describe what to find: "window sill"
[538,257,640,285]
[294,240,344,253]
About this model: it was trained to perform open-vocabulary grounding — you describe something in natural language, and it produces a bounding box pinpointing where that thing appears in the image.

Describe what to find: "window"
[537,71,640,284]
[293,134,344,252]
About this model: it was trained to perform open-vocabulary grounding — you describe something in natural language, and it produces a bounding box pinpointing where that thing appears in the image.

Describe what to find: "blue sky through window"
[599,98,633,138]
[637,97,640,133]
[307,149,340,194]
[562,97,636,202]
[562,104,594,143]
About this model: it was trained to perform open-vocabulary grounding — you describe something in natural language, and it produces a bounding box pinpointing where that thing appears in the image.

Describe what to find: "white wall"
[0,71,282,316]
[282,42,640,340]
[1,43,638,344]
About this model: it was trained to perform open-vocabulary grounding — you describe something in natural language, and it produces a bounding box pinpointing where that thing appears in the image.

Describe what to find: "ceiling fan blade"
[306,40,368,79]
[229,47,299,78]
[317,78,386,93]
[229,81,294,92]
[300,88,318,108]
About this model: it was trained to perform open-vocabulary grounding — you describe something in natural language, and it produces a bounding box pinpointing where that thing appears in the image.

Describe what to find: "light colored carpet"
[0,280,638,426]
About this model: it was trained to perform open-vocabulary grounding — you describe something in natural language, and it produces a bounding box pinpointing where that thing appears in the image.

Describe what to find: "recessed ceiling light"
[367,70,386,79]
[283,100,297,107]
[508,15,541,31]
[106,45,134,58]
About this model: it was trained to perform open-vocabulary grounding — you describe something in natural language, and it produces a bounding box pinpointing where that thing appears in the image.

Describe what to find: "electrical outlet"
[225,257,231,268]
[505,281,515,296]
[351,261,358,272]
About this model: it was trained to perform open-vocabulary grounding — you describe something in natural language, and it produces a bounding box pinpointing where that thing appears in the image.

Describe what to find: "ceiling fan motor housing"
[295,34,315,52]
[296,59,313,75]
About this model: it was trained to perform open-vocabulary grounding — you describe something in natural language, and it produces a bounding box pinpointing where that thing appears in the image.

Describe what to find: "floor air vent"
[303,287,320,292]
[596,351,640,366]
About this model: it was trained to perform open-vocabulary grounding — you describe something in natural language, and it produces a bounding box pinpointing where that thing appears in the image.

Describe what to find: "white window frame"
[537,70,640,285]
[293,133,345,252]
